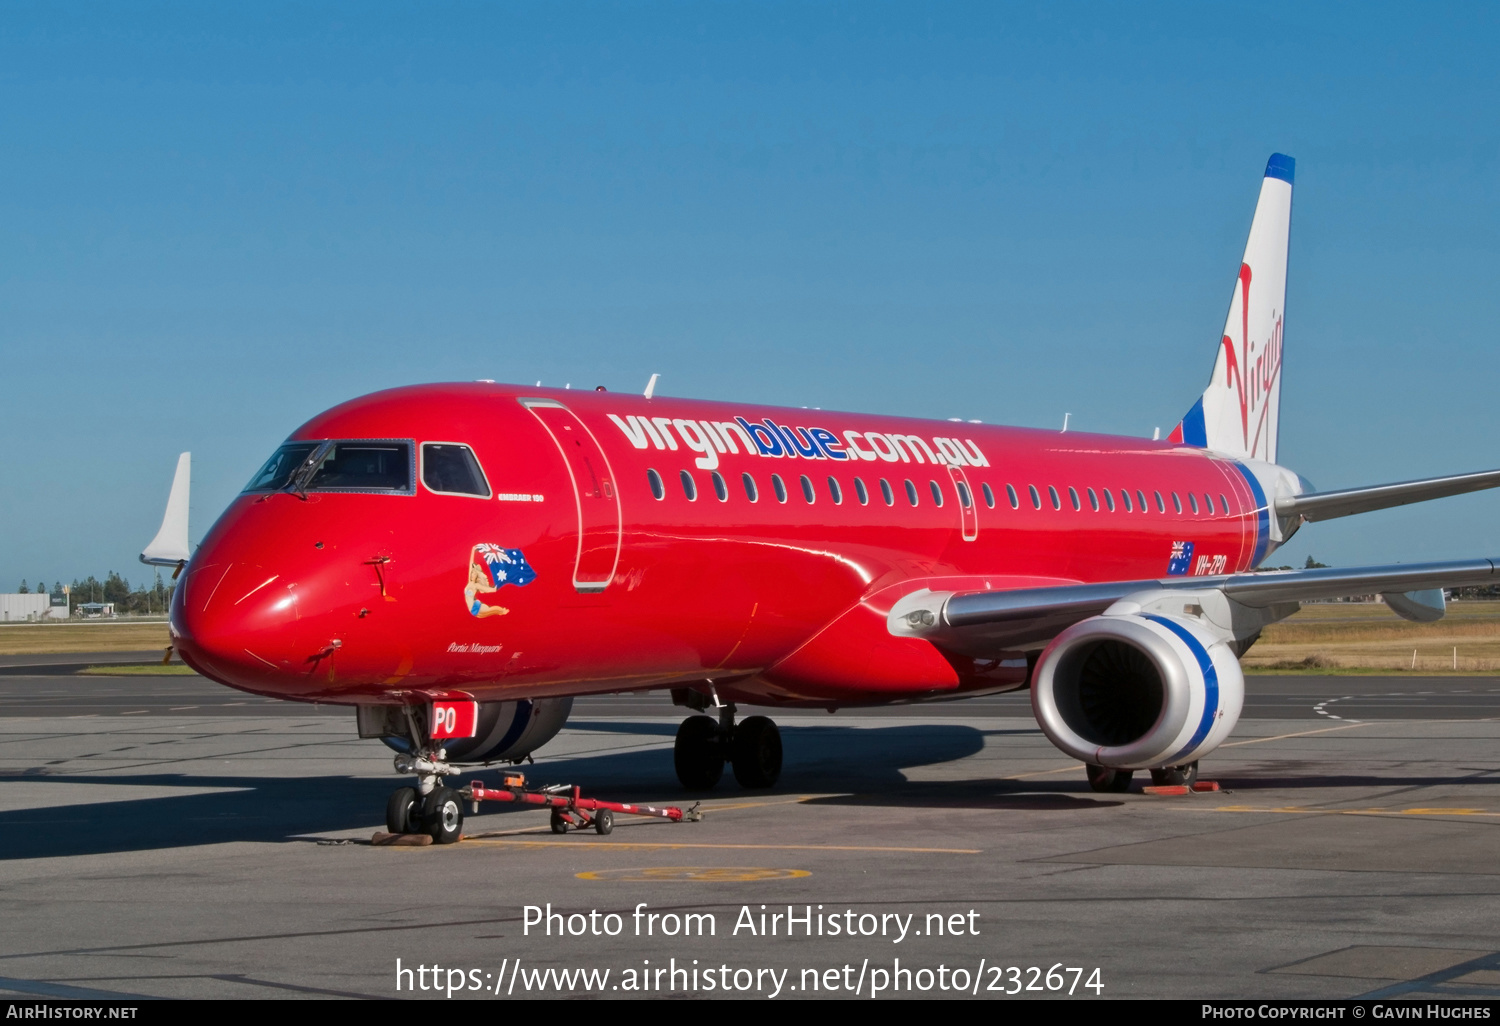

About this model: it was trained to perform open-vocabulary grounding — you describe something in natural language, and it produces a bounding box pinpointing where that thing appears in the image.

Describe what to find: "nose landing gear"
[671,693,782,791]
[388,748,463,843]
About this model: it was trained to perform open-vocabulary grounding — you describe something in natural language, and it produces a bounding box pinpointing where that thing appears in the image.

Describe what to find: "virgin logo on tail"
[1220,263,1283,460]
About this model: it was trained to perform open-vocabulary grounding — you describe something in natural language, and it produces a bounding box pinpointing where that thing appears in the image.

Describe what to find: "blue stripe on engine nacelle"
[493,699,534,756]
[1141,614,1219,766]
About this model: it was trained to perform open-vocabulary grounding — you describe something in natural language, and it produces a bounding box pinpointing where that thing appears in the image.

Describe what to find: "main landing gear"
[1085,760,1200,793]
[673,696,782,791]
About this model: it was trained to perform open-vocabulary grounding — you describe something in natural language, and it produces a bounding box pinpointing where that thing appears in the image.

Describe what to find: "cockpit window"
[306,442,412,492]
[244,442,319,492]
[244,440,414,494]
[422,443,490,497]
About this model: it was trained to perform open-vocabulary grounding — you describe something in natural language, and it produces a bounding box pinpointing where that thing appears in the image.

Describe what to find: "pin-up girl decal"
[465,544,537,618]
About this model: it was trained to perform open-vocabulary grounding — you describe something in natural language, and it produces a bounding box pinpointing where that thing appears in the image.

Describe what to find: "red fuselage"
[171,383,1271,709]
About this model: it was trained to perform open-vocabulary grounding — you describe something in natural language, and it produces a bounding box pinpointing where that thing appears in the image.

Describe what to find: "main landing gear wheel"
[674,715,724,790]
[386,786,418,834]
[1150,762,1199,787]
[1086,764,1134,793]
[421,786,464,844]
[731,715,782,789]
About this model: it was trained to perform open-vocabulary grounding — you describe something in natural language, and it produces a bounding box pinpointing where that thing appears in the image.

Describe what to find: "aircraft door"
[947,464,979,542]
[521,399,622,592]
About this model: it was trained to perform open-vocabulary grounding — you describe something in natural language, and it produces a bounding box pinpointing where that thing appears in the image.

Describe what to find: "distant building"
[0,594,69,621]
[75,602,115,619]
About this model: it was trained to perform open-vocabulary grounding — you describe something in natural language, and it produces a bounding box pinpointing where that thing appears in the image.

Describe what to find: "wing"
[888,557,1499,656]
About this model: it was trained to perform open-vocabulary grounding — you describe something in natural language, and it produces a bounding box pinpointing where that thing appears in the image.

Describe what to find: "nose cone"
[173,560,317,694]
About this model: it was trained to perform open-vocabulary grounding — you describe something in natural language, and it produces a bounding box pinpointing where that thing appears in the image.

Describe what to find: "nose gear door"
[521,399,622,592]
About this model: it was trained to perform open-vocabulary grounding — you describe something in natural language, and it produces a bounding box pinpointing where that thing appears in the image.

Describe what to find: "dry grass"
[1245,601,1500,672]
[7,603,1500,673]
[0,621,170,655]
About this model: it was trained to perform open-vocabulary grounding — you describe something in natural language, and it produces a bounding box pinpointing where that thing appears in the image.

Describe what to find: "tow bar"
[462,773,702,835]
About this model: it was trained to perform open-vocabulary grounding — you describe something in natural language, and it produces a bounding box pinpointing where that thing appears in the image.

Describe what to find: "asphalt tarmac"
[1,658,1498,1001]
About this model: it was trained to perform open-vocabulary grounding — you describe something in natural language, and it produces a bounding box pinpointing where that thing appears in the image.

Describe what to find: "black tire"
[731,716,783,789]
[674,715,724,790]
[386,786,417,835]
[1086,764,1134,793]
[550,808,569,834]
[421,786,464,844]
[1150,762,1199,787]
[593,809,614,835]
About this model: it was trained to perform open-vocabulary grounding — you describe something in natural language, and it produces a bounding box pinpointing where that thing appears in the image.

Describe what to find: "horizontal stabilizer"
[1276,468,1500,523]
[141,452,191,567]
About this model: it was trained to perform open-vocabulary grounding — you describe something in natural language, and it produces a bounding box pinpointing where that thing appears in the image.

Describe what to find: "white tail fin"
[141,452,191,566]
[1169,153,1294,464]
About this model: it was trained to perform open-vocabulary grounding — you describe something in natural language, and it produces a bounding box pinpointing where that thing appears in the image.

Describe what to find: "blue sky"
[3,1,1499,588]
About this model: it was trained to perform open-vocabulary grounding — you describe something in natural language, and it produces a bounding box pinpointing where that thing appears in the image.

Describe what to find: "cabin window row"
[645,469,960,508]
[998,484,1231,516]
[643,468,1230,517]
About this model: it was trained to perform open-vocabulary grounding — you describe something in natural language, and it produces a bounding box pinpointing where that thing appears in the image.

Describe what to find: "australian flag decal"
[1167,541,1194,576]
[474,544,537,589]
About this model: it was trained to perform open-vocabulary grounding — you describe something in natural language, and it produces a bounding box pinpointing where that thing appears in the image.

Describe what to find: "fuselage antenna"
[644,373,660,399]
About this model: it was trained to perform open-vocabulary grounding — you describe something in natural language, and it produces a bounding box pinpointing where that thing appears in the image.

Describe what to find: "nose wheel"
[672,703,782,791]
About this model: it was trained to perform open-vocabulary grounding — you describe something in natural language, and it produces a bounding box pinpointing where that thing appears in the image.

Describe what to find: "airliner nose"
[172,560,320,695]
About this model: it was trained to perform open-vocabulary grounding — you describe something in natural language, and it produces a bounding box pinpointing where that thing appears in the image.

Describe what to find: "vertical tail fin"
[1168,153,1294,464]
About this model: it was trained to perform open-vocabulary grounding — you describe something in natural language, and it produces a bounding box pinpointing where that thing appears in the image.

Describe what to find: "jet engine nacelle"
[1031,613,1243,771]
[373,697,573,764]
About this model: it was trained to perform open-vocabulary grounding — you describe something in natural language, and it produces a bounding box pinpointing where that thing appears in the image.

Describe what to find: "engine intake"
[1031,613,1243,770]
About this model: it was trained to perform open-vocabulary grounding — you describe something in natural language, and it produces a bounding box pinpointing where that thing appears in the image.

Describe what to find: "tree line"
[16,573,175,615]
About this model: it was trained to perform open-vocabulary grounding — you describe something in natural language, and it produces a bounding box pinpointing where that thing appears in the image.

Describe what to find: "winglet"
[141,452,191,567]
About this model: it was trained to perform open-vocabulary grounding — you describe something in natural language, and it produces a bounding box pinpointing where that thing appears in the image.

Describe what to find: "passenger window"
[742,472,759,502]
[854,478,869,505]
[1220,494,1229,515]
[1104,489,1115,512]
[712,471,728,502]
[647,468,665,500]
[929,480,944,506]
[904,480,919,506]
[880,478,895,506]
[1188,492,1199,514]
[1172,491,1182,514]
[800,474,816,503]
[1154,490,1165,513]
[1137,490,1148,512]
[1023,485,1036,510]
[1087,487,1099,511]
[1203,493,1213,514]
[680,470,698,501]
[1048,486,1061,511]
[1006,484,1019,509]
[982,483,995,509]
[1068,487,1080,511]
[421,443,489,497]
[957,481,973,508]
[772,474,788,503]
[1120,490,1132,512]
[827,476,843,505]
